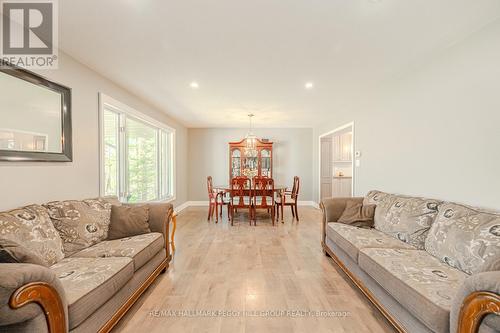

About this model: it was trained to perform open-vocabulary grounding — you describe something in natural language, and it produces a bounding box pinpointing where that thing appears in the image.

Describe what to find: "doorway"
[319,122,354,202]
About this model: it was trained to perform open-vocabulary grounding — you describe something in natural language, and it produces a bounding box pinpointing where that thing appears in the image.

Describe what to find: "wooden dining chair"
[229,176,253,225]
[276,176,300,222]
[218,191,231,220]
[207,176,218,222]
[252,176,275,225]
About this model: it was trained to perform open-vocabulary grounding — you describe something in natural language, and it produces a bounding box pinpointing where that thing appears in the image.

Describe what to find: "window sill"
[123,195,176,205]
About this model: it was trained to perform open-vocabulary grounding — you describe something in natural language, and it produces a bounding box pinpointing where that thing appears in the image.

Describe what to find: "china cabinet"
[229,139,273,180]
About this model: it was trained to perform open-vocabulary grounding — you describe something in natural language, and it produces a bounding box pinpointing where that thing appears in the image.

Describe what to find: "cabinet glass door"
[243,155,258,178]
[261,149,271,177]
[231,149,241,178]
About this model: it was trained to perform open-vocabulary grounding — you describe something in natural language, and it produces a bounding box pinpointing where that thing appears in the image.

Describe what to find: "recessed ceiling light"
[190,81,199,89]
[305,82,314,90]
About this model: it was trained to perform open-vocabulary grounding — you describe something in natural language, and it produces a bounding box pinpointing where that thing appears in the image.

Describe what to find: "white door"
[320,137,333,201]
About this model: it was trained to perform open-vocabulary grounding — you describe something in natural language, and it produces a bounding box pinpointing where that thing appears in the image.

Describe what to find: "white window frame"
[98,93,176,203]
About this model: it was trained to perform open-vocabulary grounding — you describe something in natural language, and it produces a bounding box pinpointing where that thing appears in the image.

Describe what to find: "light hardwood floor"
[112,206,396,333]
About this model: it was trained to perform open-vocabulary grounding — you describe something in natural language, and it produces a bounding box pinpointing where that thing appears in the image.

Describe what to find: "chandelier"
[244,114,258,157]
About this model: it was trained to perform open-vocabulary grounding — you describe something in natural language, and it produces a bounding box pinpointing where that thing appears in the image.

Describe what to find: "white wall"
[188,128,313,201]
[0,52,188,210]
[313,19,500,210]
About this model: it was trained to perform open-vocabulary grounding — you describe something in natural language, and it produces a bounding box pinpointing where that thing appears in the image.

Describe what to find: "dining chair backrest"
[230,176,251,206]
[291,176,300,200]
[207,176,215,200]
[253,176,274,207]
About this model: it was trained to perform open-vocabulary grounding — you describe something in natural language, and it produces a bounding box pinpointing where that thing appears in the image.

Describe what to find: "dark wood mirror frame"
[0,61,72,162]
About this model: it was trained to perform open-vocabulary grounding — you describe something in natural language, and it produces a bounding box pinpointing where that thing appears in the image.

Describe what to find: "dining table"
[213,184,288,223]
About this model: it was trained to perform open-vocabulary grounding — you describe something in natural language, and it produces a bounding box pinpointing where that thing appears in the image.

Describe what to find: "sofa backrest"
[425,202,500,275]
[364,190,442,249]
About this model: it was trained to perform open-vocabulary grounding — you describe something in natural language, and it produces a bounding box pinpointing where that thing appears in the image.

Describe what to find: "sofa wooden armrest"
[452,271,500,333]
[10,282,67,333]
[1,263,67,333]
[457,291,500,333]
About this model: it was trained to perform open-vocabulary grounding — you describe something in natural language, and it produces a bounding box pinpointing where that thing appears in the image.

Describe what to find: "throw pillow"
[108,205,150,240]
[337,200,375,228]
[425,202,500,275]
[363,190,391,206]
[0,238,48,266]
[0,205,64,265]
[371,193,442,249]
[477,257,500,273]
[44,198,114,256]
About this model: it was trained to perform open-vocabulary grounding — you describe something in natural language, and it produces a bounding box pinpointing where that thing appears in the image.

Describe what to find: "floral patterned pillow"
[0,205,64,265]
[425,202,500,275]
[44,198,116,256]
[363,190,442,249]
[363,190,391,206]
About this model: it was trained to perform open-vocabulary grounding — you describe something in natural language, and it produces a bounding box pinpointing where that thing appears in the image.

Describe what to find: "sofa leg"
[323,248,331,257]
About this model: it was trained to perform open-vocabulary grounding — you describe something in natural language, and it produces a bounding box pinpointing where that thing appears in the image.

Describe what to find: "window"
[99,94,175,203]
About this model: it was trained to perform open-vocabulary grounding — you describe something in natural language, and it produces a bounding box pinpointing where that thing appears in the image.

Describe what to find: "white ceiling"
[59,0,500,128]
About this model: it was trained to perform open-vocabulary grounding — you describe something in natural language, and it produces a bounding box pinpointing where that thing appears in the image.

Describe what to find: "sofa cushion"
[326,223,415,263]
[371,193,442,249]
[0,205,64,265]
[359,248,467,333]
[72,232,164,271]
[50,257,133,329]
[425,202,500,275]
[44,198,115,256]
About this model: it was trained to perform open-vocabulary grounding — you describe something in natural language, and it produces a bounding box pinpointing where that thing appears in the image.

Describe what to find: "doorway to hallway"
[319,122,354,202]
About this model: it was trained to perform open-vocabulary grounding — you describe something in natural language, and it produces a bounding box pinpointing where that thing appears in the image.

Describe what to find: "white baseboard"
[299,201,320,209]
[174,201,191,214]
[183,201,209,206]
[175,200,319,214]
[174,201,207,214]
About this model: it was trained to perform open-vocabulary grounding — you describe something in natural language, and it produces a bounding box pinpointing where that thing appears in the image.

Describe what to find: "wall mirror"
[0,61,72,161]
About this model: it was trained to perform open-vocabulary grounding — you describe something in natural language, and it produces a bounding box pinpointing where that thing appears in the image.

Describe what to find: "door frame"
[318,121,355,202]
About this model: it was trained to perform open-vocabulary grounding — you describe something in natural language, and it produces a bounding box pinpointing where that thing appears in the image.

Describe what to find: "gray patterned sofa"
[321,190,500,333]
[0,197,173,333]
